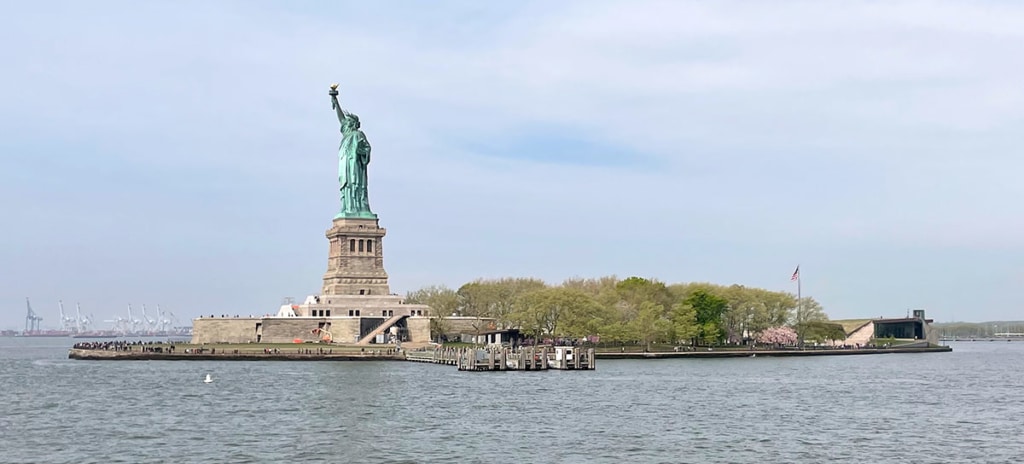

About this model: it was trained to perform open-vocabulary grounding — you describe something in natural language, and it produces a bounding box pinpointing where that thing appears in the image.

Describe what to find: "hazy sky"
[2,0,1023,329]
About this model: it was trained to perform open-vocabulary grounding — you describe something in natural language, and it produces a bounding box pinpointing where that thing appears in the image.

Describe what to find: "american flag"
[790,265,800,281]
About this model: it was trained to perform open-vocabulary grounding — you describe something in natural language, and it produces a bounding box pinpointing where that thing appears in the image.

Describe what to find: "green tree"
[791,297,828,325]
[561,275,619,297]
[685,290,729,345]
[721,284,754,343]
[456,281,492,317]
[514,287,599,342]
[560,294,613,339]
[405,285,458,315]
[791,296,828,344]
[750,289,796,333]
[455,281,496,335]
[670,302,699,345]
[416,275,833,349]
[559,276,630,343]
[456,278,546,328]
[667,282,722,304]
[562,276,621,316]
[630,301,670,351]
[617,277,673,310]
[405,284,458,341]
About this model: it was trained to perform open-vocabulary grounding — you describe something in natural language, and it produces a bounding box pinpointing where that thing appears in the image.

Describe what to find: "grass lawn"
[831,319,873,334]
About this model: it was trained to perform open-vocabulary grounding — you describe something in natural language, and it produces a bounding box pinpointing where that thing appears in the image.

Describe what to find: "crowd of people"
[69,340,407,356]
[72,340,175,352]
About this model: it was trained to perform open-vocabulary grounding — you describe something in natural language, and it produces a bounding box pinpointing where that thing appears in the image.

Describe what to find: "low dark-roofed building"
[873,309,937,345]
[461,328,524,346]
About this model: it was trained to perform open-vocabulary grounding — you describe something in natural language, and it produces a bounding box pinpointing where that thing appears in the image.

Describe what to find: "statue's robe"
[337,126,372,215]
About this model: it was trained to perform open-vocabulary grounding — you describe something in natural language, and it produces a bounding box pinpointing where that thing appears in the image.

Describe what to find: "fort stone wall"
[192,317,260,344]
[407,317,430,343]
[192,315,431,345]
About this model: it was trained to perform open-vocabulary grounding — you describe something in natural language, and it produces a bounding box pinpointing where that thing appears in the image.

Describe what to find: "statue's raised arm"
[329,83,346,126]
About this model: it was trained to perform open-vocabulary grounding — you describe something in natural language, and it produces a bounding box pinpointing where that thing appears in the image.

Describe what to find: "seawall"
[596,346,952,359]
[67,349,404,361]
[69,345,951,361]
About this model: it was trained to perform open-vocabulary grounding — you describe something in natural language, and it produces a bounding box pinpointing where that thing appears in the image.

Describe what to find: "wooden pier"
[404,346,462,365]
[404,346,595,371]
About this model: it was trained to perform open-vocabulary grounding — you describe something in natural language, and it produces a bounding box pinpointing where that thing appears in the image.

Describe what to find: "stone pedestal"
[321,217,390,296]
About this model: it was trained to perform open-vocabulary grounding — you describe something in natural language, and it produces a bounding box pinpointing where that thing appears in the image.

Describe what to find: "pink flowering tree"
[755,326,798,347]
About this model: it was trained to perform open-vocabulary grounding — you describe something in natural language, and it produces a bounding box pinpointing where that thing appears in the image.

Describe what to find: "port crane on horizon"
[14,298,186,336]
[59,301,95,333]
[141,304,158,332]
[76,303,94,333]
[100,303,182,335]
[24,298,42,333]
[126,304,143,333]
[58,300,79,332]
[155,305,178,333]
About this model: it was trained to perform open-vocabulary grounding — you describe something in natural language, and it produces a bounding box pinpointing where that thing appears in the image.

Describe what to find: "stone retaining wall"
[192,316,430,345]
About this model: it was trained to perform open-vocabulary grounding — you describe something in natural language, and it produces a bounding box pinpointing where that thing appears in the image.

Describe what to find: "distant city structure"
[4,298,189,338]
[191,84,432,345]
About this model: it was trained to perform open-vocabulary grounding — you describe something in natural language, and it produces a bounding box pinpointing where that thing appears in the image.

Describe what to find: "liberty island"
[66,84,949,363]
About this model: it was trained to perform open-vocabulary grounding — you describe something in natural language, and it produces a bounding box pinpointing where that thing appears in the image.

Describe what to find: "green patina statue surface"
[330,83,376,219]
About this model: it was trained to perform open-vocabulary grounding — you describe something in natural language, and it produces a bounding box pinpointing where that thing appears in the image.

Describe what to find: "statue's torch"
[329,83,339,109]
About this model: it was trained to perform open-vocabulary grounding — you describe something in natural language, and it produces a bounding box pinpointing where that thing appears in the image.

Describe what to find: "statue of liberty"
[329,83,376,219]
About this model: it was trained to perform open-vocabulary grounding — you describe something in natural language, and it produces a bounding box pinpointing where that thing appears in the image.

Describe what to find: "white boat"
[203,374,213,383]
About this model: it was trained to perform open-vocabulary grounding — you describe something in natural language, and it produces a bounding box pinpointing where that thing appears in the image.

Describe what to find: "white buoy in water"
[204,374,213,383]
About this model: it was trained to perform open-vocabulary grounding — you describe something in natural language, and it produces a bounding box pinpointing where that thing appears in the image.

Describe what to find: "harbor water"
[1,338,1021,463]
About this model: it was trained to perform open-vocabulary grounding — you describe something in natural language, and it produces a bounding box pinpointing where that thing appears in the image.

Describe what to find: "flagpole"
[792,265,802,347]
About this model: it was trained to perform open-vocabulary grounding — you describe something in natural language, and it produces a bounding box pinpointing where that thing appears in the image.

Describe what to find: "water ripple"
[2,339,1024,462]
